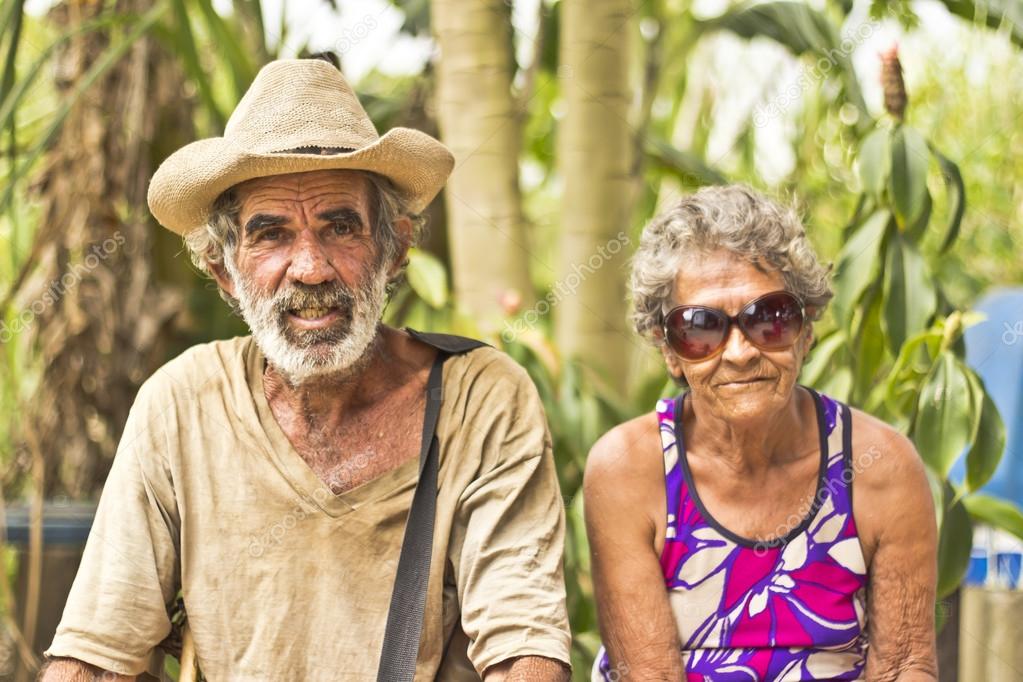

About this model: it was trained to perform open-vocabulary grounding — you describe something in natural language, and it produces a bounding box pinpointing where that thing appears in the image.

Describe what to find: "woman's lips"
[717,377,773,388]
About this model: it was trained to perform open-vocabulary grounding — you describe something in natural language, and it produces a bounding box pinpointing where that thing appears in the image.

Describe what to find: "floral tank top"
[593,389,869,681]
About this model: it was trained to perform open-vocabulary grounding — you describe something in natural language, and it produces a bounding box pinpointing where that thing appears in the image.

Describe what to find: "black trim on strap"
[841,401,855,509]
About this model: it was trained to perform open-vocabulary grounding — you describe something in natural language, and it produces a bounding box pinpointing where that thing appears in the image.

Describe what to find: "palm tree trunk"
[556,0,635,389]
[431,0,533,333]
[19,0,186,498]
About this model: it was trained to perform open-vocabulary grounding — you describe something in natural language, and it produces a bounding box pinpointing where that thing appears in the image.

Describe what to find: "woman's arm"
[853,411,939,681]
[584,418,685,680]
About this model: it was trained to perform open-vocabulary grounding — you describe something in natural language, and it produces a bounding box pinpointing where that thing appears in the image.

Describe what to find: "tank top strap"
[811,390,857,517]
[655,396,687,541]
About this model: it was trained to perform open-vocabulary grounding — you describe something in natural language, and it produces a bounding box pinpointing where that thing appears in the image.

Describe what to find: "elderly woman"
[585,186,937,681]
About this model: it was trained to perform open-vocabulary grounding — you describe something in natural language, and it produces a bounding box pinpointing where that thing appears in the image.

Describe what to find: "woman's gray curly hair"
[183,170,425,305]
[631,185,832,344]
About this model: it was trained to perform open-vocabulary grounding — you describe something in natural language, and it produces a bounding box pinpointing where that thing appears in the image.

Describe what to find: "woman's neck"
[684,386,813,477]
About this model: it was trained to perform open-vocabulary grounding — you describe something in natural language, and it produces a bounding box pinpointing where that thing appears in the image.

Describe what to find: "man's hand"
[37,657,135,681]
[483,655,571,681]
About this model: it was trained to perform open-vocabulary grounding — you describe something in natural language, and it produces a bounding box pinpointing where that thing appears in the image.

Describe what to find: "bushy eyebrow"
[244,213,289,236]
[317,207,364,229]
[242,207,365,238]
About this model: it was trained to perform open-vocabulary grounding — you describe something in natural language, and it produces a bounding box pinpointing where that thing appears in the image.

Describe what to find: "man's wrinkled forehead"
[235,169,372,227]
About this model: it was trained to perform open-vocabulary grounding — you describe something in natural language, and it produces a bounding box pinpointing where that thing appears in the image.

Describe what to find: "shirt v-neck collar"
[240,336,419,518]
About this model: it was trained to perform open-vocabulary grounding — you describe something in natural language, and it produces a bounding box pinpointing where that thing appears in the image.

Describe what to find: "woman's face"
[660,249,813,424]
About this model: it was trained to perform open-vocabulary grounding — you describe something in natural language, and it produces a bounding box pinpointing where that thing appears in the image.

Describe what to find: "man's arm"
[483,655,571,681]
[584,417,685,680]
[44,376,180,675]
[38,657,134,681]
[854,411,938,682]
[449,353,572,676]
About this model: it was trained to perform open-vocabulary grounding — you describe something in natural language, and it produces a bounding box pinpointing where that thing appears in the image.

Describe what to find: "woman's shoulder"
[584,411,665,497]
[583,410,668,542]
[845,405,934,561]
[846,406,926,487]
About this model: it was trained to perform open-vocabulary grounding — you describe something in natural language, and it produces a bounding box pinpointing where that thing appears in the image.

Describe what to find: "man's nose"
[287,229,336,285]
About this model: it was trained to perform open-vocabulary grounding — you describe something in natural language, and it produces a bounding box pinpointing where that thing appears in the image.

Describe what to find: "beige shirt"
[47,335,571,680]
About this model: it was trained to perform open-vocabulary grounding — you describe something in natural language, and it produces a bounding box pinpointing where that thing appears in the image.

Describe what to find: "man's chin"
[256,323,381,385]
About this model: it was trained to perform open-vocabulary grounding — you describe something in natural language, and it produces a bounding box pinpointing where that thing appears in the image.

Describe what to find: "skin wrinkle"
[489,655,571,681]
[587,246,938,680]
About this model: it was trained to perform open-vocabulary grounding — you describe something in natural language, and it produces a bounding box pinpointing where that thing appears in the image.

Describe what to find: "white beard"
[224,255,390,385]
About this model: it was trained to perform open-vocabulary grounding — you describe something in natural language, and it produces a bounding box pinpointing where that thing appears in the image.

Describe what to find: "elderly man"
[41,58,571,681]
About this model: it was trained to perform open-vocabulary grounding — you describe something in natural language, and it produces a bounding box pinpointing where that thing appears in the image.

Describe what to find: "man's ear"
[389,215,414,277]
[208,260,237,300]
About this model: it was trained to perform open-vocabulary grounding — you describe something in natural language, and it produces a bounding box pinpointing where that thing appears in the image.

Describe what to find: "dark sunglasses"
[662,291,806,361]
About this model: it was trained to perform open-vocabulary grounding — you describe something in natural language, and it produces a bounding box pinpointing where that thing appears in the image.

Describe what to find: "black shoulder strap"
[404,328,489,355]
[376,330,486,682]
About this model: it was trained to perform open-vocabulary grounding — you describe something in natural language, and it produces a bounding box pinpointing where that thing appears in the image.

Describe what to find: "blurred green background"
[1,0,1022,679]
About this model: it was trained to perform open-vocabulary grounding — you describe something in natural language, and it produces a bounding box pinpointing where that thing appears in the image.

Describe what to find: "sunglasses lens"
[739,292,804,350]
[665,307,729,360]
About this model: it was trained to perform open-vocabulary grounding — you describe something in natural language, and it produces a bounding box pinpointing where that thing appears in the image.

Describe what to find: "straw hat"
[148,58,454,235]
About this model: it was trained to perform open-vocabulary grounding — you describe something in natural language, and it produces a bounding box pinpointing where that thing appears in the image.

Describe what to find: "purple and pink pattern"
[594,391,868,681]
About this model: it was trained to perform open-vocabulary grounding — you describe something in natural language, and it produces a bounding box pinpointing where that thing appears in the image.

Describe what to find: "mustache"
[268,281,356,314]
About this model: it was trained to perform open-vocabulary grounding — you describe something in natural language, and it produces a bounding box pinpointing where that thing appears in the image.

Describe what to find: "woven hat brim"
[147,127,454,236]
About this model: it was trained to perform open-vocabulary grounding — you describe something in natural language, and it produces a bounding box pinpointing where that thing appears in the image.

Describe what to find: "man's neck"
[262,326,435,424]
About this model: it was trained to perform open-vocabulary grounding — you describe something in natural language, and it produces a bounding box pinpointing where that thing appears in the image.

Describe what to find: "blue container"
[995,551,1022,589]
[965,551,989,586]
[953,289,1023,507]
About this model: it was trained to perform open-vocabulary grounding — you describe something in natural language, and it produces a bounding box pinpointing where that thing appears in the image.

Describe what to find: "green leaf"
[963,493,1023,540]
[801,331,846,388]
[818,366,853,403]
[0,0,26,120]
[644,135,728,186]
[932,147,966,253]
[406,249,449,308]
[938,0,1023,49]
[937,487,973,598]
[858,128,890,198]
[889,125,931,228]
[164,0,226,130]
[853,293,887,401]
[881,234,936,353]
[914,353,975,478]
[832,210,890,327]
[0,5,167,214]
[699,1,869,127]
[903,188,932,243]
[194,0,258,103]
[964,376,1006,492]
[0,12,134,136]
[882,327,940,417]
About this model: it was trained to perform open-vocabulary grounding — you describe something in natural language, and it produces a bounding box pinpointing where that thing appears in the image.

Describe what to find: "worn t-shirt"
[46,335,571,680]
